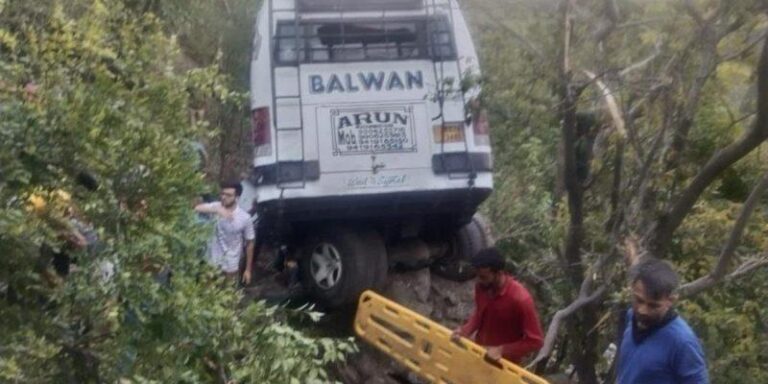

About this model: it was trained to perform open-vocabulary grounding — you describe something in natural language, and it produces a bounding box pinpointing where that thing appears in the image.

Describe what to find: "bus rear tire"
[431,213,494,282]
[300,226,387,308]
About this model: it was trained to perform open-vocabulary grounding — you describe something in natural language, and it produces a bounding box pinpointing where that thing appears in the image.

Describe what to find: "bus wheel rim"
[310,242,343,289]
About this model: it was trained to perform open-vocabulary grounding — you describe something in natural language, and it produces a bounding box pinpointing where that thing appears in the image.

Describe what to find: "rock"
[383,268,433,316]
[429,275,474,326]
[354,346,389,378]
[387,238,431,271]
[545,373,577,384]
[246,237,477,384]
[335,364,362,384]
[321,240,478,384]
[336,343,408,384]
[442,290,459,306]
[363,376,401,384]
[335,270,477,384]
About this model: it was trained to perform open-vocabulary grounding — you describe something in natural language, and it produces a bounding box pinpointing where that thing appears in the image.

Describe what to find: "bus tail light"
[433,122,465,143]
[472,108,490,146]
[252,107,272,156]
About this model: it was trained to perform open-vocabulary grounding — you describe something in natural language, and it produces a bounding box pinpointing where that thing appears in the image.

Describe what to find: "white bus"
[246,0,493,307]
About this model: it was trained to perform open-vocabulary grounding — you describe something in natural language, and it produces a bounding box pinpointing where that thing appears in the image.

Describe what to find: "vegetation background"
[1,0,766,383]
[465,0,768,382]
[0,1,353,383]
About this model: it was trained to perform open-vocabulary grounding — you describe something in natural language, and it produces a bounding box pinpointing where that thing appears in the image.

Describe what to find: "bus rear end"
[250,0,491,223]
[248,0,494,306]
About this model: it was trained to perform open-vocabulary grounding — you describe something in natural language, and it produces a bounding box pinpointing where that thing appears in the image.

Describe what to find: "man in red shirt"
[451,248,544,364]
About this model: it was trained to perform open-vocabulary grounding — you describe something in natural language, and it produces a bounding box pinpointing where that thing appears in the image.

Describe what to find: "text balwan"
[309,70,424,94]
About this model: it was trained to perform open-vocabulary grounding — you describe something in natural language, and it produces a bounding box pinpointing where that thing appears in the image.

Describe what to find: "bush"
[0,1,353,382]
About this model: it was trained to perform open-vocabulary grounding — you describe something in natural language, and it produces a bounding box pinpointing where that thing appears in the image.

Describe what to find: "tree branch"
[559,0,586,290]
[720,29,768,62]
[219,0,232,16]
[531,234,625,367]
[709,170,768,276]
[677,169,768,297]
[628,119,668,225]
[683,0,718,26]
[665,19,720,172]
[529,285,608,367]
[683,0,705,26]
[583,70,627,139]
[728,257,768,280]
[618,40,663,77]
[653,34,768,256]
[680,255,768,298]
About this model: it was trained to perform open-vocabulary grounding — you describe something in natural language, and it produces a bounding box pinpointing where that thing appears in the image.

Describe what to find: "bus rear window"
[297,0,422,12]
[274,18,455,65]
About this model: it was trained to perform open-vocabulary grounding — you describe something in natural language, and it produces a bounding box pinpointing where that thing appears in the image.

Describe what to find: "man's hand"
[242,269,252,285]
[485,346,503,362]
[450,328,464,343]
[194,203,233,219]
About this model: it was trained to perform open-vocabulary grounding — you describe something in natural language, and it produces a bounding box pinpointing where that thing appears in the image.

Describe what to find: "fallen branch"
[583,70,627,139]
[529,285,608,368]
[531,224,627,367]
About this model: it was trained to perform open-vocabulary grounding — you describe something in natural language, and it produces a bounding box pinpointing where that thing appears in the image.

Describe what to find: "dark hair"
[472,247,506,272]
[629,258,679,299]
[220,180,243,197]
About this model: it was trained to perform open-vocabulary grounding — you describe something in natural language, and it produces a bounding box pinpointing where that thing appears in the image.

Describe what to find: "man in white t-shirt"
[195,181,256,285]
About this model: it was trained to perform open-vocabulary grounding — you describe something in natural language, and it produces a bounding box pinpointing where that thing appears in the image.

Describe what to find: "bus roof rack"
[296,0,423,12]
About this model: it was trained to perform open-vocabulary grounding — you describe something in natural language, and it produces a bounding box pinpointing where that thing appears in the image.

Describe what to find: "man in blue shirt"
[617,258,709,384]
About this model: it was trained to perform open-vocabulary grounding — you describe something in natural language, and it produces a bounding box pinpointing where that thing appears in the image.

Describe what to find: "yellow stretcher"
[354,290,550,384]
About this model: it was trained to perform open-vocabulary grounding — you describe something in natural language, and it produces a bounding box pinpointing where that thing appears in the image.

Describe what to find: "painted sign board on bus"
[331,106,417,156]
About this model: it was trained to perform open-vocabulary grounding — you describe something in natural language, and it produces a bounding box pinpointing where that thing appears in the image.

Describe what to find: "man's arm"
[241,217,257,285]
[195,202,224,215]
[454,289,482,339]
[242,240,255,285]
[457,309,481,338]
[500,296,544,362]
[673,339,709,384]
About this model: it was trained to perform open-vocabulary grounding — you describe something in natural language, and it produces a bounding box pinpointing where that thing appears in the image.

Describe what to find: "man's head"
[472,247,506,290]
[219,180,243,208]
[629,258,679,329]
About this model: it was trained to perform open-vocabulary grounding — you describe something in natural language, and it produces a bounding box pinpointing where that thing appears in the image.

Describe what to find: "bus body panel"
[248,0,491,219]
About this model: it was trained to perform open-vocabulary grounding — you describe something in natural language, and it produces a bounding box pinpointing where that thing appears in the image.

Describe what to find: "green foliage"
[466,0,768,382]
[147,0,260,179]
[674,202,768,383]
[0,1,352,382]
[681,276,768,384]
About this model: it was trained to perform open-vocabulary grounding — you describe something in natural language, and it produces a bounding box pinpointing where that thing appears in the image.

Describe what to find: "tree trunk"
[556,1,600,381]
[567,303,600,384]
[560,90,599,382]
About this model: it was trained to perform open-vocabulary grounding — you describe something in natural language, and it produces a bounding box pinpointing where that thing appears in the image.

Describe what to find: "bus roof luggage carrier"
[296,0,423,12]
